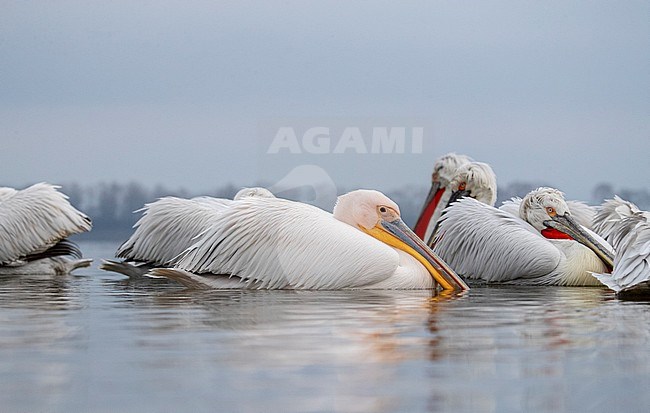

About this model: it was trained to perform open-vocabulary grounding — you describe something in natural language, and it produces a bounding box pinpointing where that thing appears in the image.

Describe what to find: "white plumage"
[447,161,498,207]
[0,183,91,274]
[174,197,400,289]
[151,190,467,291]
[115,196,232,266]
[500,198,596,230]
[421,161,498,247]
[592,196,641,242]
[414,153,472,242]
[433,187,612,286]
[102,187,274,273]
[592,197,650,294]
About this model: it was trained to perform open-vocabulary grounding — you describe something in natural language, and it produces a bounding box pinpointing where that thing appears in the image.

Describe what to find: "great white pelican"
[150,190,468,291]
[100,187,274,276]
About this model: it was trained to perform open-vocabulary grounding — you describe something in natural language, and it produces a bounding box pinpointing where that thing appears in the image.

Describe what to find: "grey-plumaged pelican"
[433,187,614,286]
[414,153,472,242]
[500,198,596,231]
[150,190,469,291]
[592,197,650,295]
[443,161,497,207]
[424,161,498,247]
[100,187,274,277]
[0,183,92,274]
[592,196,642,242]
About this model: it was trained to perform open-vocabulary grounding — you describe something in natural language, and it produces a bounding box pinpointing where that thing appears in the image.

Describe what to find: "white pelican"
[149,190,469,291]
[591,197,650,295]
[424,161,497,247]
[100,187,274,277]
[433,187,614,286]
[0,183,92,275]
[414,153,472,242]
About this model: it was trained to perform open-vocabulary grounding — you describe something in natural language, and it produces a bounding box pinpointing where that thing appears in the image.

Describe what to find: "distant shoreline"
[71,230,132,243]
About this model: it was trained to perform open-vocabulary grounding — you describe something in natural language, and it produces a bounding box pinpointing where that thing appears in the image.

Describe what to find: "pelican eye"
[458,182,467,191]
[379,206,387,213]
[546,206,556,216]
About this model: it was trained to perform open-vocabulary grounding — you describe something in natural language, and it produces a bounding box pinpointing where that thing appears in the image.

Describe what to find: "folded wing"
[116,196,231,265]
[593,196,640,243]
[0,183,91,264]
[433,197,561,283]
[173,197,399,289]
[593,213,650,293]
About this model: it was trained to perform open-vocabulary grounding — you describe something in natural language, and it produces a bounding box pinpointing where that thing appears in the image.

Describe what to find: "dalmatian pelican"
[423,161,497,247]
[414,153,472,242]
[0,183,92,274]
[433,187,614,286]
[592,196,650,295]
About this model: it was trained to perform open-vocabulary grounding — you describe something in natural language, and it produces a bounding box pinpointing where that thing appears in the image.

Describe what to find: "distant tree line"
[60,181,240,240]
[7,180,646,241]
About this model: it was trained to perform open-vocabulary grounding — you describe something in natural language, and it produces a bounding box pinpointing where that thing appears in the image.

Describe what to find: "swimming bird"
[150,190,469,291]
[591,197,650,295]
[424,161,498,247]
[0,183,92,275]
[433,187,614,286]
[500,198,596,230]
[414,153,472,242]
[592,196,642,242]
[100,187,274,277]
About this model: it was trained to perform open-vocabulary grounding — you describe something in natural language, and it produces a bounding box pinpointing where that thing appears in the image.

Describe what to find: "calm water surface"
[1,241,649,413]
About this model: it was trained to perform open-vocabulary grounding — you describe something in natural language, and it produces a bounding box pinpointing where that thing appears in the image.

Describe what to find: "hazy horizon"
[2,1,648,202]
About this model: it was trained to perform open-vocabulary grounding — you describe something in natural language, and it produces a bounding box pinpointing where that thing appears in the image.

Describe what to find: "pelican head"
[447,162,497,207]
[415,153,473,239]
[334,190,468,291]
[520,187,614,269]
[425,161,498,246]
[431,153,474,188]
[234,187,275,200]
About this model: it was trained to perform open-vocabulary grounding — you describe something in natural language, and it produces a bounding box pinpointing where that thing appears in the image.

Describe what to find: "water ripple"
[1,242,649,413]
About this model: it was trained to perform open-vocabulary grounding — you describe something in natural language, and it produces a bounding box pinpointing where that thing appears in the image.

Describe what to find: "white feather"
[421,154,473,242]
[116,196,232,265]
[592,206,650,293]
[435,193,608,286]
[500,197,595,229]
[0,183,91,265]
[435,197,561,283]
[148,268,265,289]
[433,153,474,186]
[498,197,522,217]
[110,187,275,270]
[171,195,435,290]
[0,257,92,275]
[565,200,596,230]
[592,196,641,243]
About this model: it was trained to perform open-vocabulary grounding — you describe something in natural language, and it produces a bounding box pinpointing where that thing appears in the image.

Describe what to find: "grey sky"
[1,1,648,201]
